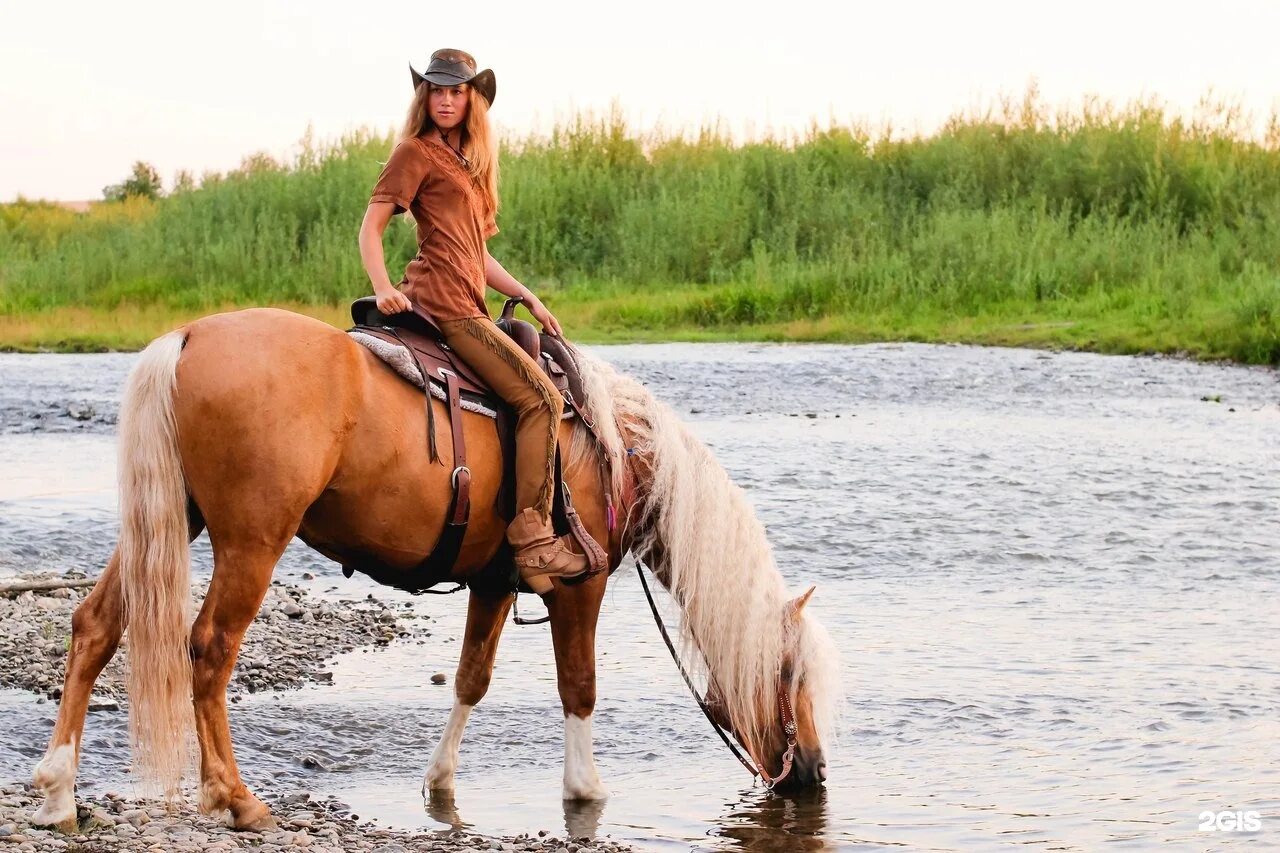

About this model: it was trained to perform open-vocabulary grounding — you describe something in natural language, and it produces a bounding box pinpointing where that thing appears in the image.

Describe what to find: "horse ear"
[787,586,816,619]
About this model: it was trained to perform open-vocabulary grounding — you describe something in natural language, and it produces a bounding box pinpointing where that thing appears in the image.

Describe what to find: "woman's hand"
[375,286,413,315]
[527,299,564,337]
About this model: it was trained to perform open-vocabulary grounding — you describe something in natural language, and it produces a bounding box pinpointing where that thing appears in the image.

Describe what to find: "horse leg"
[189,539,288,830]
[31,553,125,828]
[547,575,609,801]
[423,590,513,793]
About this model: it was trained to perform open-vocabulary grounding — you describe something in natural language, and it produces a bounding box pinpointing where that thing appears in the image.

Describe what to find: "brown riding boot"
[506,508,589,595]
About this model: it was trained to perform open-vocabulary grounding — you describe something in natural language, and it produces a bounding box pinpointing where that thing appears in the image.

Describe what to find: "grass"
[3,287,1270,364]
[2,87,1278,362]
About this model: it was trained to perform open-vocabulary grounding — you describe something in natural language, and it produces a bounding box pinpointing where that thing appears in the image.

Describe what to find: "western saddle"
[346,296,613,594]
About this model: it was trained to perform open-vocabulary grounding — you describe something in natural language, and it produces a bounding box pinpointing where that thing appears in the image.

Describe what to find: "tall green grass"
[2,90,1279,361]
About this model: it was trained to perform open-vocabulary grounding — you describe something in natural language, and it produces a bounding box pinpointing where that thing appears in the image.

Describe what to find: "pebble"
[0,575,434,698]
[0,785,634,852]
[0,580,628,851]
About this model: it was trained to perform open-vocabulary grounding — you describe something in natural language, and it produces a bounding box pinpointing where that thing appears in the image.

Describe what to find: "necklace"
[437,129,470,169]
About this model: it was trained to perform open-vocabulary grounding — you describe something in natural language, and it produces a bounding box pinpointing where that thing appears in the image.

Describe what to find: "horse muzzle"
[772,747,827,789]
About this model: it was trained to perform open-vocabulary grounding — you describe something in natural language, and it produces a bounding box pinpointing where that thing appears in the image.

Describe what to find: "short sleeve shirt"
[369,137,499,321]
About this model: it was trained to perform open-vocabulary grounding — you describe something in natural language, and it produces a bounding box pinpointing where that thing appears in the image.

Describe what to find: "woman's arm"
[359,202,413,314]
[485,250,564,337]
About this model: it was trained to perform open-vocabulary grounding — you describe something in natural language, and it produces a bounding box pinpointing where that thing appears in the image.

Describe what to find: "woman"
[357,48,585,594]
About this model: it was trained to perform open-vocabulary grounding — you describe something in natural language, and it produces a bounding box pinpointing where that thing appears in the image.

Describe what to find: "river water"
[0,343,1276,850]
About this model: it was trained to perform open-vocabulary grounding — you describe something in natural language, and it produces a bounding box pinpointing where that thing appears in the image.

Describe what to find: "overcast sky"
[2,0,1277,201]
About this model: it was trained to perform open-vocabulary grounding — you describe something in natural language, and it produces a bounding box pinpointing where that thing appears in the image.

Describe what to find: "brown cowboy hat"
[410,48,496,106]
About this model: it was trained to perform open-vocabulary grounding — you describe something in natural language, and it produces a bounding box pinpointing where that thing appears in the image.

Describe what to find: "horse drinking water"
[29,307,839,831]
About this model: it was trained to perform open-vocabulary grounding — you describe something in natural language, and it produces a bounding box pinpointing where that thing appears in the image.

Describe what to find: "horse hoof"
[31,787,77,831]
[231,802,277,833]
[422,766,456,794]
[31,801,77,833]
[562,783,610,802]
[237,813,278,833]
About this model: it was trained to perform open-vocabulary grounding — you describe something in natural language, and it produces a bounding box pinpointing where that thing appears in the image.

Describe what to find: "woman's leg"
[439,316,585,592]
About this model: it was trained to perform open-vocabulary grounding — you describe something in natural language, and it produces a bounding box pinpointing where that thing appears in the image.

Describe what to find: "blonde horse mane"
[572,348,840,757]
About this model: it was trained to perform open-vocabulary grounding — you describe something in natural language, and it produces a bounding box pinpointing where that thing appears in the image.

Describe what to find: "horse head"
[706,586,834,790]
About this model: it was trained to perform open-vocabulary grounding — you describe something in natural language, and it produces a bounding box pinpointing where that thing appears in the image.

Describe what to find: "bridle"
[635,559,799,789]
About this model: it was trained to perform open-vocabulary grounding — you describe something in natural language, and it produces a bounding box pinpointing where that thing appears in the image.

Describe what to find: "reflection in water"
[424,790,464,830]
[423,787,607,841]
[714,786,830,851]
[563,798,607,839]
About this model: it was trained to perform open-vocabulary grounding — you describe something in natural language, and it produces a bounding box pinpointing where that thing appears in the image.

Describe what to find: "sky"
[2,0,1278,202]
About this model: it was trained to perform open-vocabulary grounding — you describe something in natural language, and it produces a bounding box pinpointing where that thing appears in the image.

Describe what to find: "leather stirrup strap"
[390,328,441,465]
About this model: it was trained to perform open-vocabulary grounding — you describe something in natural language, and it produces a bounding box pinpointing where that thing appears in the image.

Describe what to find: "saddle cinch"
[346,296,614,595]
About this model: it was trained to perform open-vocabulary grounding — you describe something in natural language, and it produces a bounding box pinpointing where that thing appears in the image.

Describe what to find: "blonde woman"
[358,49,585,592]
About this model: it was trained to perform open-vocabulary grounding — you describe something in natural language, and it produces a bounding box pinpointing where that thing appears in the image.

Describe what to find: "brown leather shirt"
[369,137,498,321]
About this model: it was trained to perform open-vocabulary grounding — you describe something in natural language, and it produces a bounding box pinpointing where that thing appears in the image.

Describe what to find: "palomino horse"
[29,308,839,831]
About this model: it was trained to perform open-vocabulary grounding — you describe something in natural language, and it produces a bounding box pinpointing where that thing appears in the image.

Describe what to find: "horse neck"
[629,471,791,750]
[587,352,795,746]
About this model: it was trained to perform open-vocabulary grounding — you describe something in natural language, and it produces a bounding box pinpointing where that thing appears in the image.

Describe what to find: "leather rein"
[634,559,798,789]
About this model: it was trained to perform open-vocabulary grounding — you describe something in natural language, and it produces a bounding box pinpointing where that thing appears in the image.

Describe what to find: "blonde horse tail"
[116,330,194,794]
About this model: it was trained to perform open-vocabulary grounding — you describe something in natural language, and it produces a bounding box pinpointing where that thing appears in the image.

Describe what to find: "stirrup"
[511,589,549,626]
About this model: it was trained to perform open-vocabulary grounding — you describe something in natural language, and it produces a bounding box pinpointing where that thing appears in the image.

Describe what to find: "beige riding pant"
[438,316,563,520]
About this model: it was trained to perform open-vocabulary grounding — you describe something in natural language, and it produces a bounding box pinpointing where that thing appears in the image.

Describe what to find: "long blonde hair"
[399,83,499,222]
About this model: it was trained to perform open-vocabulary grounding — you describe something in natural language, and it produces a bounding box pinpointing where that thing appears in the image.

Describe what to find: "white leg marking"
[32,735,78,827]
[423,703,473,793]
[562,714,609,801]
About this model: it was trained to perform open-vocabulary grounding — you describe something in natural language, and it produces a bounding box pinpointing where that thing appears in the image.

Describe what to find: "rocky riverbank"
[0,578,635,851]
[0,573,432,701]
[0,784,634,852]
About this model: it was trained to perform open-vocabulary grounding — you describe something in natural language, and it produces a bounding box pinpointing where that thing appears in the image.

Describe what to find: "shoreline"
[0,573,431,700]
[0,299,1275,367]
[0,784,634,852]
[0,575,636,851]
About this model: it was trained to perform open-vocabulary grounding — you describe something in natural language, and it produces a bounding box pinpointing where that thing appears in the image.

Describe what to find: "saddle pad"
[349,330,499,418]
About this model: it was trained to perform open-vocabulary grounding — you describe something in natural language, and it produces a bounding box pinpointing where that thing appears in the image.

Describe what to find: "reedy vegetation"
[2,89,1278,361]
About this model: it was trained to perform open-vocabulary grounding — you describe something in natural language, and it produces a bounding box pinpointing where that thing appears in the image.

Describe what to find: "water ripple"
[0,343,1276,849]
